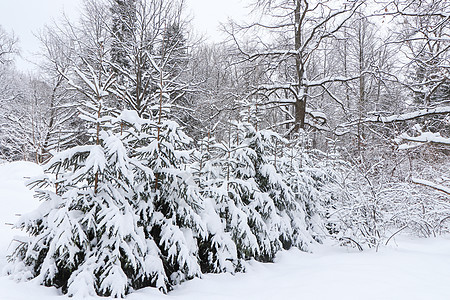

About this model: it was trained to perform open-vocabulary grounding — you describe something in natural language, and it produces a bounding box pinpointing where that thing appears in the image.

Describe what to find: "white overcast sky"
[0,0,250,72]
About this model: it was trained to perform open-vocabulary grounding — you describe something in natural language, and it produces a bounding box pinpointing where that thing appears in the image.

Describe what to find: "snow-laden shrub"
[5,129,149,297]
[192,123,316,264]
[278,145,337,243]
[6,113,361,296]
[326,145,450,250]
[5,111,208,296]
[128,116,208,290]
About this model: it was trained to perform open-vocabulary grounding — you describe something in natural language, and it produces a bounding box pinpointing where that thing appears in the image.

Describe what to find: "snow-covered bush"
[5,120,149,298]
[127,115,208,290]
[276,138,345,243]
[193,123,316,264]
[327,144,450,250]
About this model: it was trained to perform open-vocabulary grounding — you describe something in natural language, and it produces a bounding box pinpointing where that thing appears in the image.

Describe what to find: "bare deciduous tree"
[0,26,17,64]
[227,0,364,137]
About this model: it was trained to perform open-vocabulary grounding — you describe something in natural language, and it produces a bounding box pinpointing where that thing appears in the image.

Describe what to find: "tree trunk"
[294,0,306,133]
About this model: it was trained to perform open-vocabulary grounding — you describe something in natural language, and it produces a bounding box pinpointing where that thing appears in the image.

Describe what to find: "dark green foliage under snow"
[5,111,336,297]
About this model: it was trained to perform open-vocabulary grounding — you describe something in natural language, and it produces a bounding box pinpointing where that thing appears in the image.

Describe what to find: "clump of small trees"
[2,0,449,297]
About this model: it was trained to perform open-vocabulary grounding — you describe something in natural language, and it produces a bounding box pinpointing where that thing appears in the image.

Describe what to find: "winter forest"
[0,0,449,298]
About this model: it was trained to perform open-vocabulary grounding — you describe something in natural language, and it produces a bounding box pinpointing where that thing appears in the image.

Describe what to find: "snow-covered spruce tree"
[110,0,136,73]
[111,17,212,286]
[122,110,208,289]
[237,123,313,253]
[277,137,341,242]
[190,134,241,273]
[109,0,234,286]
[196,122,313,264]
[5,49,152,297]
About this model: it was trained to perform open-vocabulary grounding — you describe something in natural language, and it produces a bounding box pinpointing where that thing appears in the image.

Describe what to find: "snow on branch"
[412,177,450,195]
[341,106,450,127]
[248,49,298,59]
[257,83,298,91]
[256,74,360,99]
[399,132,450,146]
[305,75,361,87]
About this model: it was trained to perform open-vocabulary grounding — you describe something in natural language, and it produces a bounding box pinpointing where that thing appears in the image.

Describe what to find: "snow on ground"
[0,161,43,265]
[0,161,449,300]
